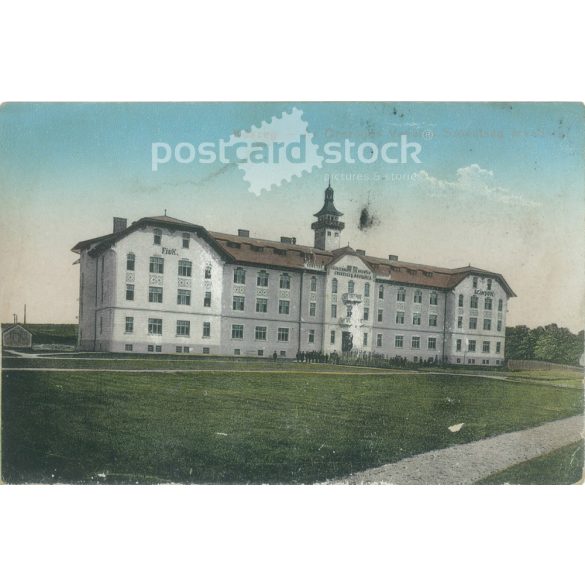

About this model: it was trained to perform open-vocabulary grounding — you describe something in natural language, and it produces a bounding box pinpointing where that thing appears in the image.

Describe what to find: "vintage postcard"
[1,102,583,484]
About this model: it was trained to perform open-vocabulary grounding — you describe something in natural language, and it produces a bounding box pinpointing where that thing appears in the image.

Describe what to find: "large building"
[72,184,515,365]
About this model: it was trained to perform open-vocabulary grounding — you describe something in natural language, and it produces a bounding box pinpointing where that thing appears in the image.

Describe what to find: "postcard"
[1,102,583,484]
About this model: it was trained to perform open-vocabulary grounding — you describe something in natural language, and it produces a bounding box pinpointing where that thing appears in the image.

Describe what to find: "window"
[468,340,476,352]
[331,304,337,318]
[364,283,370,297]
[126,253,135,271]
[183,346,190,354]
[363,332,368,346]
[234,349,241,355]
[178,260,192,277]
[202,347,210,354]
[153,228,162,245]
[233,295,245,311]
[363,307,369,321]
[470,295,478,309]
[472,276,478,288]
[429,314,437,327]
[412,312,421,325]
[483,318,492,331]
[497,320,502,332]
[182,232,190,249]
[176,320,190,336]
[414,290,422,303]
[280,273,291,289]
[202,322,211,337]
[279,300,290,315]
[257,271,269,287]
[468,359,475,365]
[155,346,161,353]
[126,284,135,301]
[395,335,404,348]
[148,345,154,352]
[378,285,384,299]
[309,302,316,317]
[150,256,164,274]
[487,278,492,291]
[457,316,463,328]
[177,289,191,306]
[332,278,338,294]
[411,336,420,349]
[469,317,477,329]
[376,333,383,347]
[205,265,212,279]
[234,267,246,284]
[456,339,462,352]
[330,330,336,344]
[348,280,355,294]
[278,328,289,342]
[310,276,317,292]
[396,311,405,324]
[99,316,103,334]
[125,317,134,333]
[498,299,503,311]
[148,318,162,335]
[485,297,492,310]
[496,342,501,353]
[428,337,437,350]
[309,329,315,343]
[231,324,244,339]
[256,298,268,313]
[204,292,211,307]
[255,326,267,341]
[280,351,286,357]
[257,350,264,357]
[458,294,464,307]
[483,341,490,353]
[430,291,438,305]
[149,286,163,303]
[125,344,133,352]
[176,346,183,353]
[397,288,405,302]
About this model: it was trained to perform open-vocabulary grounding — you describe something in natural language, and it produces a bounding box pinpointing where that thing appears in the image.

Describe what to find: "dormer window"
[227,241,241,249]
[153,228,162,245]
[126,253,135,271]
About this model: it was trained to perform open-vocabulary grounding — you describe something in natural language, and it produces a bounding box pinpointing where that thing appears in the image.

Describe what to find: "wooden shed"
[2,324,33,349]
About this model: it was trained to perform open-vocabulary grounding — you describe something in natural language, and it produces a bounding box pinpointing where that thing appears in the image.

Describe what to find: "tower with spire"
[311,180,345,251]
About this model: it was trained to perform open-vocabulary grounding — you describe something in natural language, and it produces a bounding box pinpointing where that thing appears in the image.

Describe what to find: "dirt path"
[326,415,584,484]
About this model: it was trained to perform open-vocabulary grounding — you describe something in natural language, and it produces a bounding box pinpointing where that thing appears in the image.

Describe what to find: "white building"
[72,184,515,365]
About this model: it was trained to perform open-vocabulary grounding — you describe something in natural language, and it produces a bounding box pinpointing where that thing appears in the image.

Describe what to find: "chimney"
[356,249,366,256]
[388,254,399,261]
[280,236,297,245]
[113,217,128,234]
[238,229,250,237]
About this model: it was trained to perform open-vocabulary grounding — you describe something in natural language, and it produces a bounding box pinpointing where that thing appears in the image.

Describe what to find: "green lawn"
[2,365,582,484]
[477,441,584,485]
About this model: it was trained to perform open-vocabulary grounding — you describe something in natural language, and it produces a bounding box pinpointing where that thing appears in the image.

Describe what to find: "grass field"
[16,323,78,346]
[477,441,584,485]
[2,357,582,484]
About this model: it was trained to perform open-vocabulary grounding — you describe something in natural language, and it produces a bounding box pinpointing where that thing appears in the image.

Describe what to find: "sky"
[0,102,583,331]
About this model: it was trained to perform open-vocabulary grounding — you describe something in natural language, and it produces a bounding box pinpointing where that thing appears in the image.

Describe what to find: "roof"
[314,184,343,217]
[2,323,32,334]
[72,216,516,297]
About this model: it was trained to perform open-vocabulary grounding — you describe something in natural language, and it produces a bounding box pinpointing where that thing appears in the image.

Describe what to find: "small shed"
[2,324,33,349]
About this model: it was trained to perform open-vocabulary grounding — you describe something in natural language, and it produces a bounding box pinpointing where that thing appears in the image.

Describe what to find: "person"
[272,350,277,362]
[296,351,301,362]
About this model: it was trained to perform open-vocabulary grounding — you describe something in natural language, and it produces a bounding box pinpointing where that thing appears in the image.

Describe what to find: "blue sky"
[0,102,583,329]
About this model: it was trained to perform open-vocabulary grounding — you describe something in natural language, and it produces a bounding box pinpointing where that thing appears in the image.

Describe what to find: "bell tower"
[311,180,345,250]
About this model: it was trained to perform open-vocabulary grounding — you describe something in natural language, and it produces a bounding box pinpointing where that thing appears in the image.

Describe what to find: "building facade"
[72,185,515,365]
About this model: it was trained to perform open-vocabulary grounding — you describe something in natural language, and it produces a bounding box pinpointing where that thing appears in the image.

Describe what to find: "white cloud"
[413,163,540,207]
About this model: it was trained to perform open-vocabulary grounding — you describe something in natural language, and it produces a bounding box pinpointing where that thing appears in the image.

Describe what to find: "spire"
[314,180,343,218]
[311,179,345,250]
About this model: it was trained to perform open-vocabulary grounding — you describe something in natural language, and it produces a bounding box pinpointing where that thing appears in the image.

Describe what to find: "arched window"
[430,291,438,305]
[126,253,135,271]
[234,267,246,284]
[310,276,317,292]
[153,228,162,245]
[205,265,212,279]
[280,273,290,289]
[348,280,355,294]
[332,278,338,294]
[257,270,269,287]
[458,294,464,307]
[364,282,370,297]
